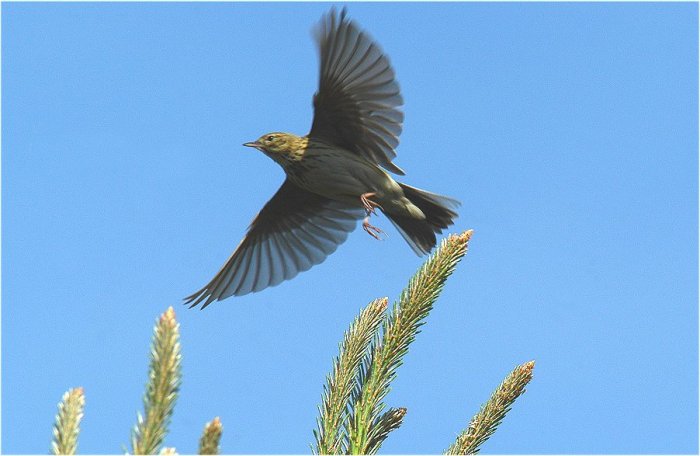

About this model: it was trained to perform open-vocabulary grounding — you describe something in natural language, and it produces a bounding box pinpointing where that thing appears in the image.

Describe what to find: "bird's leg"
[360,192,384,240]
[360,192,382,215]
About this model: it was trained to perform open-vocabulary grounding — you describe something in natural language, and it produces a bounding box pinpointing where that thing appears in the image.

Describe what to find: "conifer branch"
[365,407,407,454]
[131,307,182,455]
[349,230,474,454]
[445,360,535,454]
[314,298,388,454]
[198,417,223,455]
[51,387,85,455]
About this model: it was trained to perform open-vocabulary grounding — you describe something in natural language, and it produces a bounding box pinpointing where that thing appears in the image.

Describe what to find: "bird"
[185,8,459,309]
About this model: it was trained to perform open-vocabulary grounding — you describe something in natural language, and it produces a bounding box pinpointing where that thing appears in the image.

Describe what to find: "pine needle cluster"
[198,417,224,454]
[445,361,535,454]
[51,387,85,455]
[131,307,182,454]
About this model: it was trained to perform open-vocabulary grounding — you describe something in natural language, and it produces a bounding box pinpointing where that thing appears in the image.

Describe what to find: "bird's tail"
[386,183,460,256]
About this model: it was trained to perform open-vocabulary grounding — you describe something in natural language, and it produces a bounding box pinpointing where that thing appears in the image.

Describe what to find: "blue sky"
[2,2,697,454]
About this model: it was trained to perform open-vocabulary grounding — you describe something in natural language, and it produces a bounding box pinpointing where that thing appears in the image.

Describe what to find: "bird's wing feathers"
[184,179,363,309]
[310,8,405,175]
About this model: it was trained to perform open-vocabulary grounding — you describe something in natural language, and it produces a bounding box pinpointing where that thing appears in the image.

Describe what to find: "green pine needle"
[198,417,223,455]
[51,387,85,455]
[349,230,474,454]
[365,407,407,454]
[315,297,388,454]
[131,307,182,455]
[445,360,535,455]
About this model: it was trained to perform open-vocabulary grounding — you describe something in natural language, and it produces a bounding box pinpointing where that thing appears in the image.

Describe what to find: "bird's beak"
[243,141,260,149]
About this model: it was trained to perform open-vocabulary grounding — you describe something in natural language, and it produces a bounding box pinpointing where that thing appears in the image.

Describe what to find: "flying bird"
[185,9,459,309]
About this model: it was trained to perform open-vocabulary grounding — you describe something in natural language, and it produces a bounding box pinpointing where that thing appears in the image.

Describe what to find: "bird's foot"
[360,192,382,215]
[362,216,385,241]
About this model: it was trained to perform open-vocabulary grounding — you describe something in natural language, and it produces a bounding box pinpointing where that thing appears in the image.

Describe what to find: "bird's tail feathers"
[386,183,460,256]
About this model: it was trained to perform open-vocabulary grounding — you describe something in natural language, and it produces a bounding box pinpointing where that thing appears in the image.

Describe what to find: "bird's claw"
[363,217,385,241]
[361,192,382,216]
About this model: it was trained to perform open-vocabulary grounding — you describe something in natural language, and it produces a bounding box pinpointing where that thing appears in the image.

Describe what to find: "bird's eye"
[266,135,274,142]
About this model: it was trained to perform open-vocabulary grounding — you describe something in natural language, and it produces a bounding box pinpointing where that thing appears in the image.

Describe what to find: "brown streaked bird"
[185,9,459,309]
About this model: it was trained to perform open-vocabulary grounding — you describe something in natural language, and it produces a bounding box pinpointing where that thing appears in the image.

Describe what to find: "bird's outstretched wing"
[310,8,405,175]
[185,180,363,309]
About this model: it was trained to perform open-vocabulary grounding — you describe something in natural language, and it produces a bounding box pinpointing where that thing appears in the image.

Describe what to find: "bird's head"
[243,132,307,162]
